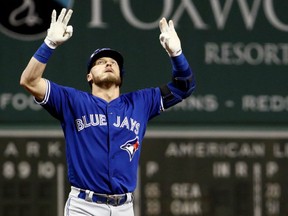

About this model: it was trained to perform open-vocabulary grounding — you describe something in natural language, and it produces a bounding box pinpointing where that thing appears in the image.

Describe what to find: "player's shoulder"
[49,80,91,97]
[121,87,161,100]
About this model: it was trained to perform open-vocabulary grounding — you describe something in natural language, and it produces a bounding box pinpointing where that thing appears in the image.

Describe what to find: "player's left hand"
[159,18,182,57]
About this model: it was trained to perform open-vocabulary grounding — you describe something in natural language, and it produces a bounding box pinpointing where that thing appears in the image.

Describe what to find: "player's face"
[87,57,121,87]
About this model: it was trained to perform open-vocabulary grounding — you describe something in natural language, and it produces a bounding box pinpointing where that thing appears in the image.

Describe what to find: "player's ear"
[87,73,92,82]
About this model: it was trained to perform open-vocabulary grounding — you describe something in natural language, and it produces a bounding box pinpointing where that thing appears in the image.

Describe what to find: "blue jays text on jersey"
[75,114,140,135]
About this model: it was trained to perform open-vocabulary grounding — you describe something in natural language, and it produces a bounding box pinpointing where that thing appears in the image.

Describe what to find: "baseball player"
[20,8,195,216]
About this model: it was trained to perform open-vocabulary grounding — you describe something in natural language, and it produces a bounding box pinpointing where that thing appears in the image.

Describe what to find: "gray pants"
[64,187,134,216]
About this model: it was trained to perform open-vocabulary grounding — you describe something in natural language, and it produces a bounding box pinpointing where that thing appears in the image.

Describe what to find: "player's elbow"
[19,72,44,96]
[172,74,196,99]
[19,73,32,89]
[20,74,28,88]
[20,66,41,89]
[19,76,34,96]
[161,80,195,110]
[184,80,196,99]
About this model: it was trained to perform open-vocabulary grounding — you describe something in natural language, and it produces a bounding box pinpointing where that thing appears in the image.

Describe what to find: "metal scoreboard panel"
[0,131,67,216]
[0,129,288,216]
[140,130,288,216]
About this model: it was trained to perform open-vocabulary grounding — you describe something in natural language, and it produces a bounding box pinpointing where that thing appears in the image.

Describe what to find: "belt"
[71,187,133,206]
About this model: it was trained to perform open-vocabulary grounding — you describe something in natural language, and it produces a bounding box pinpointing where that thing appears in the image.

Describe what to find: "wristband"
[33,42,54,64]
[171,53,189,75]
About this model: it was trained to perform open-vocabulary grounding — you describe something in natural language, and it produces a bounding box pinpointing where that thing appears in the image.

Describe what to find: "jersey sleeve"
[130,87,163,121]
[34,79,77,121]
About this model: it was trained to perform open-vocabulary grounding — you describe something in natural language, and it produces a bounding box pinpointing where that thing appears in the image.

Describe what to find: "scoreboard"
[140,130,288,216]
[1,129,288,216]
[0,131,67,216]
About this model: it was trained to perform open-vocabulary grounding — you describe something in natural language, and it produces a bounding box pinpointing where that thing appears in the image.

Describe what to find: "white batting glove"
[159,18,182,57]
[44,8,73,49]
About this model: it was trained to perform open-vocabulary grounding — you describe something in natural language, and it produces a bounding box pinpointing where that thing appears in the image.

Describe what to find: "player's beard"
[94,74,121,87]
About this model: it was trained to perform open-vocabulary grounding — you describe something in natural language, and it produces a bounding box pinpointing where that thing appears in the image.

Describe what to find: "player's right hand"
[44,8,73,49]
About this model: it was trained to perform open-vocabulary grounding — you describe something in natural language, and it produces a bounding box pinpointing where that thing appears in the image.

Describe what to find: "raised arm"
[159,18,196,109]
[20,8,73,100]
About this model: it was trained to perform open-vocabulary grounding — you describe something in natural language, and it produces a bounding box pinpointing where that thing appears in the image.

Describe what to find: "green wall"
[1,0,288,127]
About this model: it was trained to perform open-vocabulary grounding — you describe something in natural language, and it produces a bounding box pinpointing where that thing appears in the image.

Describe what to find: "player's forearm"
[20,41,54,85]
[20,57,47,98]
[20,42,53,98]
[20,57,46,85]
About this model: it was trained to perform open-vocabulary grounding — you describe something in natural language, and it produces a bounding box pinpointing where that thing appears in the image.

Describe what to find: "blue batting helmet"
[87,48,124,74]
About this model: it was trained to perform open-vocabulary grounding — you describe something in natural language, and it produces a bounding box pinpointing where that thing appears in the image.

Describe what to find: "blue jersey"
[38,80,163,194]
